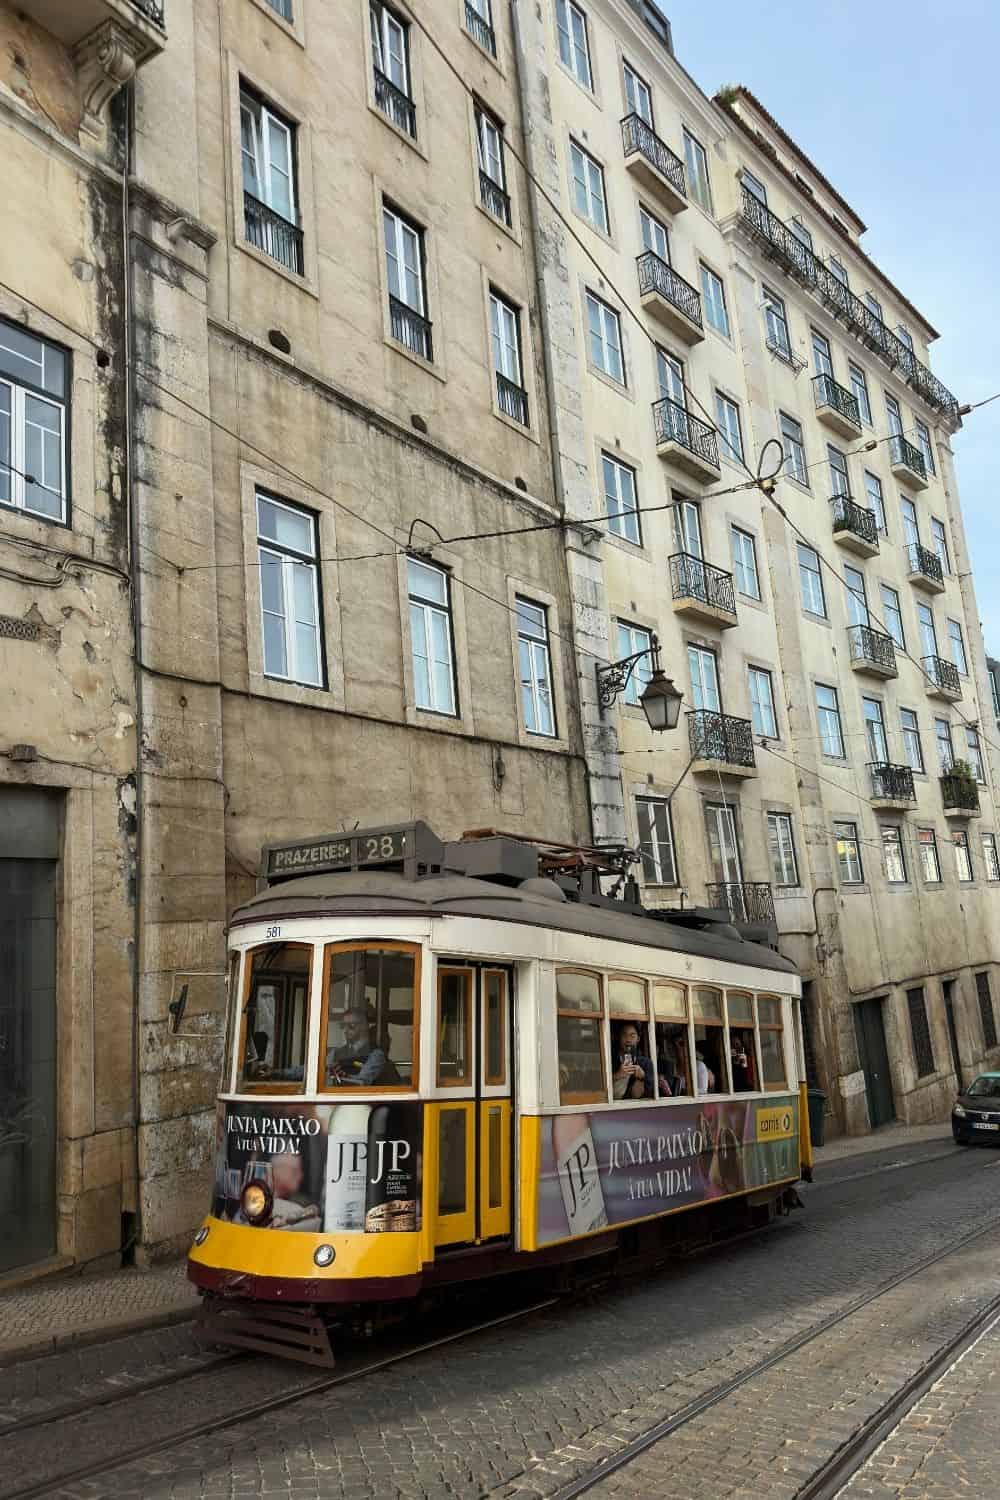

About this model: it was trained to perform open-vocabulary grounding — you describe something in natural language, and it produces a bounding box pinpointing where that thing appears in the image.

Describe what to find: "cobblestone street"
[1,1136,999,1499]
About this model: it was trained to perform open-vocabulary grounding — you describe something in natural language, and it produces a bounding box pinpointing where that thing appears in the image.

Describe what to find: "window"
[570,140,609,233]
[240,88,303,273]
[636,797,677,885]
[907,987,935,1078]
[848,363,872,424]
[992,667,1000,721]
[982,834,1000,883]
[863,696,888,762]
[727,990,757,1094]
[977,972,998,1050]
[897,324,914,353]
[516,597,555,736]
[780,413,807,485]
[948,618,968,675]
[609,979,653,1102]
[0,319,68,522]
[741,170,768,205]
[811,329,833,380]
[767,813,799,886]
[834,821,864,884]
[692,987,726,1095]
[917,602,938,660]
[370,2,414,133]
[266,0,293,16]
[476,106,511,226]
[886,392,904,438]
[954,829,974,882]
[383,204,432,360]
[918,828,941,883]
[935,717,954,772]
[238,942,314,1092]
[586,292,624,383]
[654,984,691,1098]
[322,943,418,1089]
[816,683,845,757]
[555,0,592,88]
[407,556,457,715]
[256,492,322,686]
[616,621,652,704]
[602,453,640,545]
[437,969,473,1086]
[672,497,702,558]
[465,0,495,51]
[556,969,604,1103]
[640,205,669,262]
[762,286,790,358]
[714,391,743,463]
[930,519,950,574]
[797,542,826,617]
[828,444,850,498]
[915,419,936,476]
[900,708,924,772]
[789,218,813,252]
[700,265,730,336]
[729,526,760,600]
[490,291,527,423]
[623,60,652,124]
[845,563,869,628]
[683,128,712,213]
[965,727,985,783]
[749,667,777,738]
[881,826,907,883]
[901,495,919,548]
[757,996,787,1090]
[865,472,887,533]
[865,292,883,322]
[880,585,904,649]
[828,256,849,287]
[656,347,685,406]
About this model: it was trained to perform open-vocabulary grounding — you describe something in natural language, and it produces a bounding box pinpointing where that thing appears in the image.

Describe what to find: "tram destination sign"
[263,821,444,884]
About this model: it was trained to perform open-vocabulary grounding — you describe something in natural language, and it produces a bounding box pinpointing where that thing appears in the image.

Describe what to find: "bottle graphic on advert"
[365,1105,418,1233]
[551,1114,608,1236]
[323,1104,370,1232]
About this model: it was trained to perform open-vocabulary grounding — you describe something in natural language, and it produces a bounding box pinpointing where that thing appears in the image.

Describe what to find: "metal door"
[853,998,895,1128]
[942,979,963,1091]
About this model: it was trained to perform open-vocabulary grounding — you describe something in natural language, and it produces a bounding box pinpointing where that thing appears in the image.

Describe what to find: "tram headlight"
[193,1225,210,1247]
[313,1244,336,1268]
[241,1181,274,1224]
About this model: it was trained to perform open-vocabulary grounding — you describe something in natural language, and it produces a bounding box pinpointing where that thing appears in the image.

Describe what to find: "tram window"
[484,971,507,1086]
[322,944,417,1089]
[693,987,727,1094]
[438,1108,467,1216]
[238,944,311,1091]
[223,951,241,1090]
[556,969,606,1104]
[655,1023,691,1097]
[727,991,757,1093]
[609,977,653,1101]
[437,968,472,1087]
[757,995,787,1089]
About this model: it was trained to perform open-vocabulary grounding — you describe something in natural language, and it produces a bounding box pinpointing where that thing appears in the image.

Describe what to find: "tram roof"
[230,870,798,978]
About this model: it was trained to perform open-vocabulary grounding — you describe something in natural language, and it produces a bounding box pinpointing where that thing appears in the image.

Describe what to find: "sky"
[667,0,1000,654]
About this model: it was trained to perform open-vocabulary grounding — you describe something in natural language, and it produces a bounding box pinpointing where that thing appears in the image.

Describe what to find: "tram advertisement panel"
[536,1096,798,1245]
[211,1101,423,1234]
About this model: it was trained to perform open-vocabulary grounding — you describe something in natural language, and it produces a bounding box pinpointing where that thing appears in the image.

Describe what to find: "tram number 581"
[265,925,282,940]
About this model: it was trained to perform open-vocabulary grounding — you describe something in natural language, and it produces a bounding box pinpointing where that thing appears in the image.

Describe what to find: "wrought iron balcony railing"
[132,0,166,24]
[669,553,736,615]
[620,114,687,200]
[740,187,819,288]
[831,494,878,548]
[496,371,528,425]
[869,762,916,802]
[687,710,756,768]
[924,654,961,695]
[890,434,927,480]
[389,295,433,361]
[940,774,980,813]
[374,69,417,137]
[480,170,511,226]
[465,0,497,54]
[849,624,897,674]
[813,372,861,428]
[637,251,702,328]
[244,193,304,276]
[706,882,775,925]
[652,397,719,469]
[907,543,944,584]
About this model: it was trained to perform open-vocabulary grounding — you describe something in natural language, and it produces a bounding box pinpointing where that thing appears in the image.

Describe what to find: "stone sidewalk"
[813,1119,953,1166]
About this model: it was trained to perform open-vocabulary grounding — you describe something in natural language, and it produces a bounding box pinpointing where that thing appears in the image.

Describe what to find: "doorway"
[942,979,963,1091]
[853,997,895,1128]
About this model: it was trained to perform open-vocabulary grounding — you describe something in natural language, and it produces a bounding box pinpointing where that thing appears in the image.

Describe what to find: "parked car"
[952,1072,1000,1144]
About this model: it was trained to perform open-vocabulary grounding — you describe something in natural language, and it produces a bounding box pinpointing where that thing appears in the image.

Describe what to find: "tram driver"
[326,1006,400,1087]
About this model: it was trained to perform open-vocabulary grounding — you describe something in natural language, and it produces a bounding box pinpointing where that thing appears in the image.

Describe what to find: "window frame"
[237,941,314,1095]
[556,967,606,1104]
[797,542,827,618]
[700,264,730,336]
[880,583,905,649]
[635,795,677,887]
[947,617,968,676]
[907,986,935,1078]
[682,128,713,213]
[490,288,527,419]
[816,682,846,758]
[714,390,744,464]
[555,0,593,89]
[881,824,907,884]
[865,471,887,534]
[602,451,640,545]
[570,138,610,234]
[757,994,788,1091]
[515,595,556,737]
[608,976,655,1104]
[616,619,653,705]
[586,290,625,385]
[767,812,800,888]
[935,717,954,772]
[828,443,850,498]
[900,707,924,773]
[954,828,974,883]
[370,0,412,100]
[918,827,941,884]
[965,726,985,784]
[256,490,324,688]
[730,525,761,600]
[749,666,778,738]
[318,940,422,1095]
[741,169,768,205]
[915,419,936,476]
[848,362,873,424]
[834,820,864,884]
[240,85,299,228]
[623,59,653,125]
[407,555,458,716]
[762,285,791,358]
[436,966,474,1088]
[779,411,807,485]
[982,833,1000,884]
[930,518,950,575]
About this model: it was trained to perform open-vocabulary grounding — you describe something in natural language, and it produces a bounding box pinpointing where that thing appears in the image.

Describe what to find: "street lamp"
[595,632,684,733]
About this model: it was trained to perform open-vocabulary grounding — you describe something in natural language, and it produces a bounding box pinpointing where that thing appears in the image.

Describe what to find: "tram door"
[433,965,513,1249]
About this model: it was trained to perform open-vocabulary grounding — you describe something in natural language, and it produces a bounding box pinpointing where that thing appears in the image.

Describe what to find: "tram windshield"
[321,944,417,1089]
[238,943,311,1090]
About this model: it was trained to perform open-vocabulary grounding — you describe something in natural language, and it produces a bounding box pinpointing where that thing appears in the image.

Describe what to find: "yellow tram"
[188,822,806,1360]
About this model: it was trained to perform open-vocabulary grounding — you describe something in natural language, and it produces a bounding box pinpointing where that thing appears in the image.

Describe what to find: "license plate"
[972,1122,999,1130]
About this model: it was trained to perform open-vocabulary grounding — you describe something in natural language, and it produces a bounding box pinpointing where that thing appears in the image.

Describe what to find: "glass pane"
[727,992,753,1024]
[260,550,285,613]
[257,495,314,555]
[556,970,601,1012]
[610,1019,654,1100]
[557,1014,605,1100]
[730,1026,757,1092]
[757,997,781,1026]
[759,1028,786,1086]
[266,118,293,219]
[692,987,723,1021]
[262,611,287,677]
[438,1110,467,1216]
[485,972,506,1084]
[430,609,455,714]
[608,977,646,1016]
[0,321,46,389]
[654,1023,691,1096]
[0,383,10,502]
[238,944,311,1088]
[324,946,416,1086]
[294,621,320,685]
[437,970,471,1084]
[408,556,447,604]
[694,1024,726,1093]
[291,560,317,625]
[409,602,431,708]
[487,1106,503,1209]
[653,982,687,1020]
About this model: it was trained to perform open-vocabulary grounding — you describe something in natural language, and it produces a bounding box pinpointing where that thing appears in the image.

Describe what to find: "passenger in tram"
[695,1049,716,1094]
[610,1022,654,1100]
[326,1006,401,1086]
[656,1024,690,1097]
[730,1033,754,1092]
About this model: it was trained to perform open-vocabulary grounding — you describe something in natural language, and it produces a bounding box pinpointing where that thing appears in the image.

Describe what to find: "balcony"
[652,397,721,484]
[389,295,433,362]
[687,710,757,778]
[621,114,687,214]
[375,69,417,137]
[813,374,862,439]
[244,193,304,277]
[923,654,962,703]
[831,495,879,558]
[869,763,916,810]
[480,170,512,227]
[26,0,166,133]
[889,435,929,490]
[706,882,775,926]
[669,553,737,629]
[848,624,898,680]
[907,543,945,594]
[738,187,818,289]
[940,774,981,818]
[637,252,704,345]
[496,371,528,426]
[465,0,497,55]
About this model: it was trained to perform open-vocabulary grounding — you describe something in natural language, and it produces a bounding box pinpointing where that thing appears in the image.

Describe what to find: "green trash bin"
[807,1088,827,1149]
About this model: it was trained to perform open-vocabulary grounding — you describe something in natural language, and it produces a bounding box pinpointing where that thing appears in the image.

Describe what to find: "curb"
[0,1300,200,1368]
